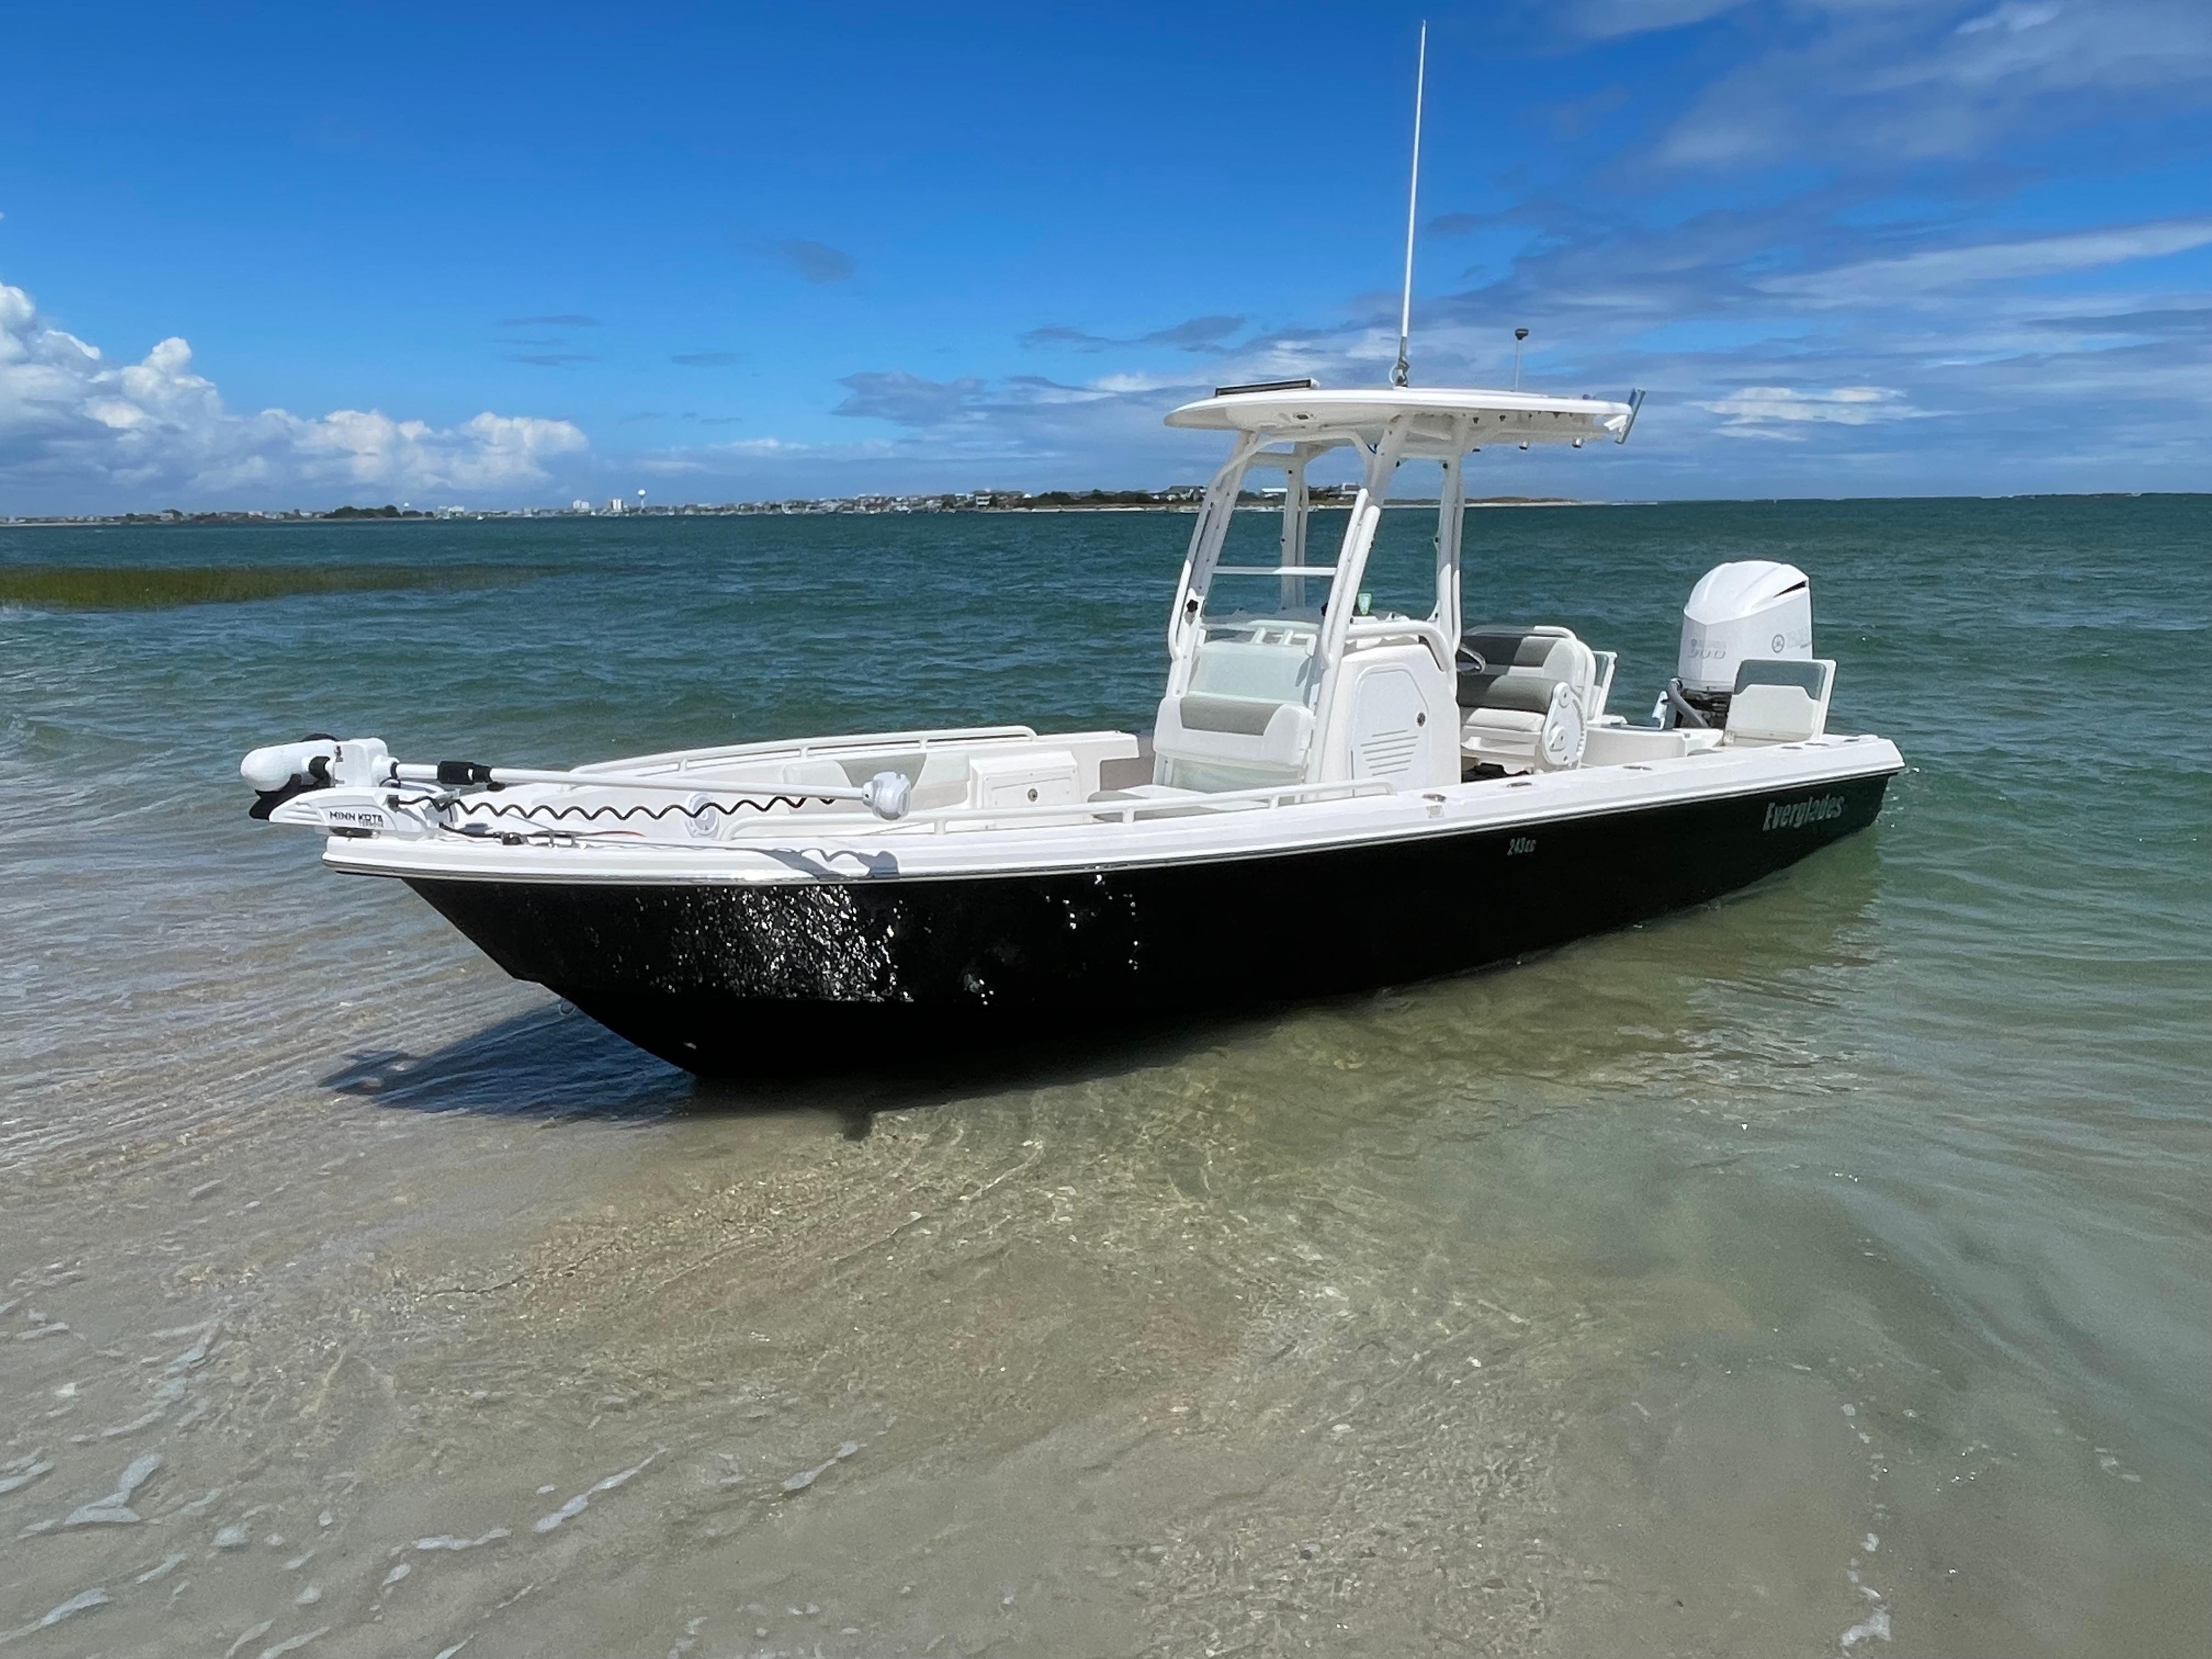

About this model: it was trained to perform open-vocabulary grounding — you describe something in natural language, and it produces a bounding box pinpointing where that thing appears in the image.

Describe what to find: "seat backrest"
[1457,626,1595,714]
[1725,658,1835,742]
[1152,629,1322,790]
[1152,692,1314,789]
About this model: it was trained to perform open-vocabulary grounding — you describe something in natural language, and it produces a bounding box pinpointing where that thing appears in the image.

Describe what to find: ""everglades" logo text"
[1762,794,1845,831]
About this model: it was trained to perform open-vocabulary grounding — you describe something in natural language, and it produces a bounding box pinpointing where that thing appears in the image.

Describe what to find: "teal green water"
[1,500,2205,1656]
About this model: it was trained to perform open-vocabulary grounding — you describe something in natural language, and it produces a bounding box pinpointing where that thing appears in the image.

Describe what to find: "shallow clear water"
[2,500,2205,1656]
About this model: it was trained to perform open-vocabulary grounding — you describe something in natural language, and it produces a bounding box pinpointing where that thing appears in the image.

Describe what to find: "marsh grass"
[0,564,521,610]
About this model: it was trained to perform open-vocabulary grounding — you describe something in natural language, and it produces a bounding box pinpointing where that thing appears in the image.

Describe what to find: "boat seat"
[1455,625,1614,771]
[1154,631,1318,789]
[1724,658,1834,744]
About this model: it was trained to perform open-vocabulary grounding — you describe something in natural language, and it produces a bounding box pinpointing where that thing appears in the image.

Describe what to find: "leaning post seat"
[1152,629,1319,790]
[1455,625,1615,771]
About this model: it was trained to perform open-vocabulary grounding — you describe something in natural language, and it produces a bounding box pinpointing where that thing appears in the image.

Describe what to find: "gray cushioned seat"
[1457,628,1581,713]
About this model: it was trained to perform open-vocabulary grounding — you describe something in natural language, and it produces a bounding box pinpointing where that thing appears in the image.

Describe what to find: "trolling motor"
[241,735,916,837]
[241,735,392,817]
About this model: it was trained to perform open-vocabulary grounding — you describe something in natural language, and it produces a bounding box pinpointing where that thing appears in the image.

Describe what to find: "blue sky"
[2,0,2207,511]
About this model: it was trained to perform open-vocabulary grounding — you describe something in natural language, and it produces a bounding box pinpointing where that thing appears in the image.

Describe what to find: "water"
[2,500,2205,1657]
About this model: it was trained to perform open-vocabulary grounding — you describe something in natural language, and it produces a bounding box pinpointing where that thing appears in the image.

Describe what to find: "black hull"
[405,774,1891,1074]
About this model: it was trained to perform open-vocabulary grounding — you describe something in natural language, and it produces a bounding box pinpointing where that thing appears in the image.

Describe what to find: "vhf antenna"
[1391,21,1427,390]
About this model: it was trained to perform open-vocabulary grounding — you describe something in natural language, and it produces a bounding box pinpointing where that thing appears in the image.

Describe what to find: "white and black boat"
[241,382,1903,1073]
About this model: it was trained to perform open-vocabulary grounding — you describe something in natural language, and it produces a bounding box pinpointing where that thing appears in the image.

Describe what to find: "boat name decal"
[1762,794,1844,831]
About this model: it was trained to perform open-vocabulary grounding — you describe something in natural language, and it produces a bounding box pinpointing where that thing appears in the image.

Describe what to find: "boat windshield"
[1187,502,1339,708]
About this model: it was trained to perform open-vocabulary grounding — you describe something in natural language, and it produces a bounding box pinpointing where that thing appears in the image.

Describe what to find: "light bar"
[1212,378,1318,397]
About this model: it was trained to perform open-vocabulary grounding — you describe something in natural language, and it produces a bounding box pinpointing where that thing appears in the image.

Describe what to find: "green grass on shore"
[0,564,519,610]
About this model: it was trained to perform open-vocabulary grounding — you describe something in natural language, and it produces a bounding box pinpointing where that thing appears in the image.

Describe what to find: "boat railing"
[894,776,1399,834]
[437,760,1397,843]
[577,723,1041,777]
[1344,616,1455,670]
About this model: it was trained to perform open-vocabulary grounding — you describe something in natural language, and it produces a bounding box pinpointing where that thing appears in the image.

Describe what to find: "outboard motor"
[1657,560,1813,729]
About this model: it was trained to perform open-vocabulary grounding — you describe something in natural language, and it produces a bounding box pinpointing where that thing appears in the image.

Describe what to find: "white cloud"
[1758,219,2212,307]
[0,280,586,509]
[1090,371,1188,394]
[1563,0,1754,39]
[1696,386,1928,436]
[636,436,834,475]
[1955,2,2061,36]
[1651,0,2212,165]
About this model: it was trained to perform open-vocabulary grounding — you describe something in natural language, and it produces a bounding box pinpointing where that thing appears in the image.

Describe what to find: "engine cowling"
[1667,561,1812,726]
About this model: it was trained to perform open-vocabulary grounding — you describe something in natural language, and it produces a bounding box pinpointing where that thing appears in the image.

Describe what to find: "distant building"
[571,499,592,512]
[606,497,625,514]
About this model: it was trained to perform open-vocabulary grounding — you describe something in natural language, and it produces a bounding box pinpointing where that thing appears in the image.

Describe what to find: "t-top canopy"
[1164,385,1638,454]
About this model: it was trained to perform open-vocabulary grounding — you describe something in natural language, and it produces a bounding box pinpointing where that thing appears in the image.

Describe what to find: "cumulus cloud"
[1,280,587,509]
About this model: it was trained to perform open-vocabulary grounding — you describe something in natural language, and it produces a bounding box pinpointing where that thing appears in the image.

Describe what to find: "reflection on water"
[3,504,2208,1656]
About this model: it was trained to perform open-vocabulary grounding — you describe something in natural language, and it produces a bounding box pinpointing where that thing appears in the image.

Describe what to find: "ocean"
[2,497,2205,1656]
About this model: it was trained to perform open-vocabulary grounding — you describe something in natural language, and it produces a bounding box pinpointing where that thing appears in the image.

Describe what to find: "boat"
[240,379,1904,1073]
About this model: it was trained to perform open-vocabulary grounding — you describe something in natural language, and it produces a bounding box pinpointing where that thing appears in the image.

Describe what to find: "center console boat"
[241,382,1902,1072]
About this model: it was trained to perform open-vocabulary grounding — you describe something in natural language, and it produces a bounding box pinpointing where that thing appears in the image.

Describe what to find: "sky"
[2,0,2208,512]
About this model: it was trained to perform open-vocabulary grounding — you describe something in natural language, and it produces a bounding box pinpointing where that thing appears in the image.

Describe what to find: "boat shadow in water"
[319,831,1885,1130]
[319,1005,695,1121]
[318,995,1273,1133]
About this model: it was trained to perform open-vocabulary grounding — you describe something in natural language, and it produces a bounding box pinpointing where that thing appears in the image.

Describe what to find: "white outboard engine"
[1657,560,1813,729]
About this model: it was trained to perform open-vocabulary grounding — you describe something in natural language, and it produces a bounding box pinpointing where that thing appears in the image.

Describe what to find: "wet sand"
[5,855,2203,1657]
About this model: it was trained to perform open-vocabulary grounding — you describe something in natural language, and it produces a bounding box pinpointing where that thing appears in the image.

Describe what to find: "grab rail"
[424,763,1397,840]
[577,723,1040,777]
[899,776,1397,834]
[1344,616,1454,674]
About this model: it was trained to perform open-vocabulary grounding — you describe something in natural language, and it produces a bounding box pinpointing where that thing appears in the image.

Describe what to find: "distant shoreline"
[2,496,1583,528]
[3,491,2196,529]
